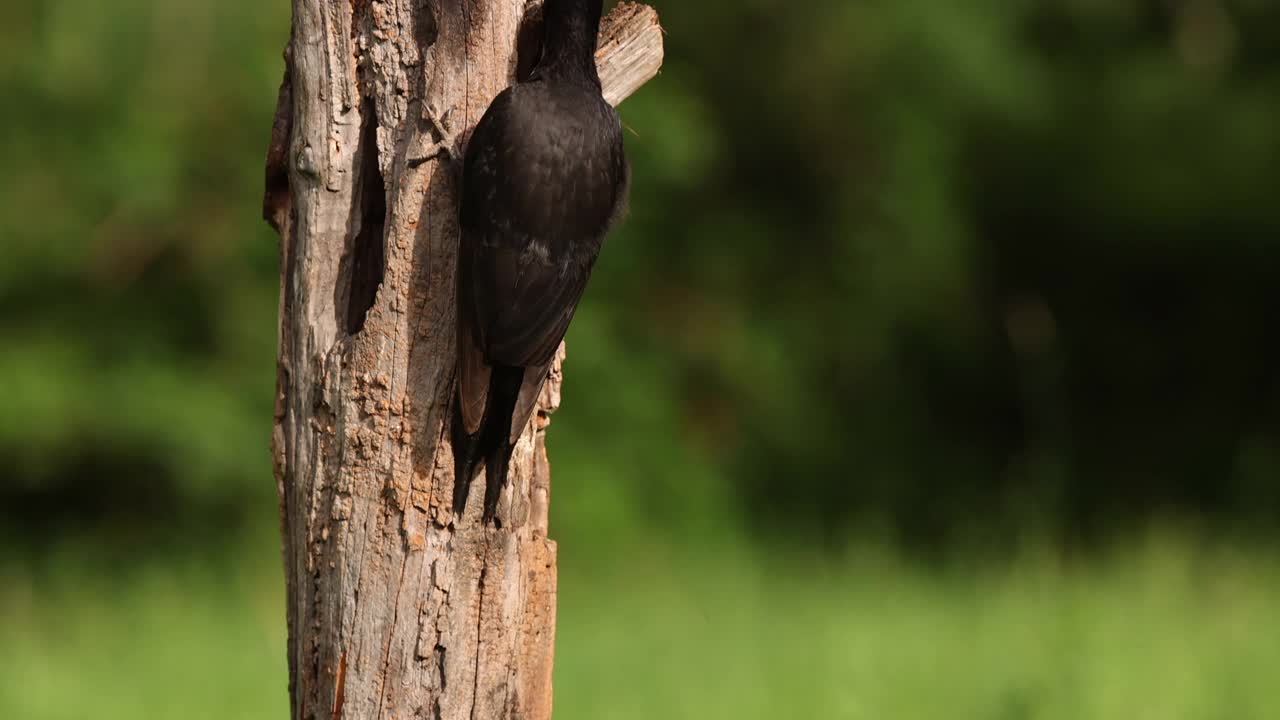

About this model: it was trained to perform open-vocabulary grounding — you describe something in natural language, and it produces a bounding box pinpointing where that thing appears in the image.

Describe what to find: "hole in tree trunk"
[345,101,386,335]
[516,1,545,82]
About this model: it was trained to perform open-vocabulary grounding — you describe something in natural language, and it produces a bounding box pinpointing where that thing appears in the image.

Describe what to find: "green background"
[2,0,1279,717]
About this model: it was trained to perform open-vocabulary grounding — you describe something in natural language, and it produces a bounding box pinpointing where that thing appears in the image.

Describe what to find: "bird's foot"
[408,104,458,167]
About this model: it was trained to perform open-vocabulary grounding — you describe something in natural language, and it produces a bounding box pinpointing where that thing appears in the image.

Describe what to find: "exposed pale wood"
[266,1,663,718]
[597,3,665,107]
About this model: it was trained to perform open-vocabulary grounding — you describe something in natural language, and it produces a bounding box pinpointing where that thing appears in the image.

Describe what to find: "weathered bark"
[265,2,661,718]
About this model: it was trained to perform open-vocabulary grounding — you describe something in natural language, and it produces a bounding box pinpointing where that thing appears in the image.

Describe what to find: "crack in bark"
[374,545,412,719]
[343,101,387,336]
[468,537,489,720]
[331,651,348,720]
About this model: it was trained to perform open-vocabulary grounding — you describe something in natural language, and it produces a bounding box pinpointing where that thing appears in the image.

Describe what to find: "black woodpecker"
[452,0,629,523]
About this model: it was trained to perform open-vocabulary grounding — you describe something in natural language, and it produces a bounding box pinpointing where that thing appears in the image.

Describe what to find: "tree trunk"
[263,2,662,718]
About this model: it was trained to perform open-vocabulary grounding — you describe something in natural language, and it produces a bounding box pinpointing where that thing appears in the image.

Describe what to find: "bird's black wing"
[462,83,625,363]
[458,83,627,445]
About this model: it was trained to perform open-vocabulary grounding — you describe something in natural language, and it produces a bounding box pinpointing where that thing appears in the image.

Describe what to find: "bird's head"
[536,0,605,83]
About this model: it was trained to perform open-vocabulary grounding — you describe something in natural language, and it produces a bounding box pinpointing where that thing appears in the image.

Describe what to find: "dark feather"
[507,356,553,444]
[455,240,492,435]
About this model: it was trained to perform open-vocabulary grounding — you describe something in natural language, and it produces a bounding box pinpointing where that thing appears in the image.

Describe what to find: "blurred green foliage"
[3,0,1279,543]
[0,0,286,522]
[599,0,1280,540]
[2,0,1280,715]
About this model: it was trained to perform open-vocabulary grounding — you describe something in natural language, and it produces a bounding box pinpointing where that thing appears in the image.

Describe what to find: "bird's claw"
[408,105,457,167]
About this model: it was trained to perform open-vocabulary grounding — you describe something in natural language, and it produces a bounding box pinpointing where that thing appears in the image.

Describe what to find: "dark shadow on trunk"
[345,101,387,335]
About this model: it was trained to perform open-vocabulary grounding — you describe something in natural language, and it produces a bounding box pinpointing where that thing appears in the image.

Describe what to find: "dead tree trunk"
[263,2,662,718]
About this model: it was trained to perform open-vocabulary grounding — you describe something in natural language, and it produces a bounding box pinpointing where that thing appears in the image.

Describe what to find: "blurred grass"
[3,529,1277,720]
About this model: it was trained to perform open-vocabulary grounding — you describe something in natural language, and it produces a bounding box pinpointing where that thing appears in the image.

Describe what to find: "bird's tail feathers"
[480,365,524,524]
[483,437,517,525]
[451,364,525,523]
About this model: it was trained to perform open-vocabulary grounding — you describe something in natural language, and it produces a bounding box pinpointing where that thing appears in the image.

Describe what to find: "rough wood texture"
[266,2,662,718]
